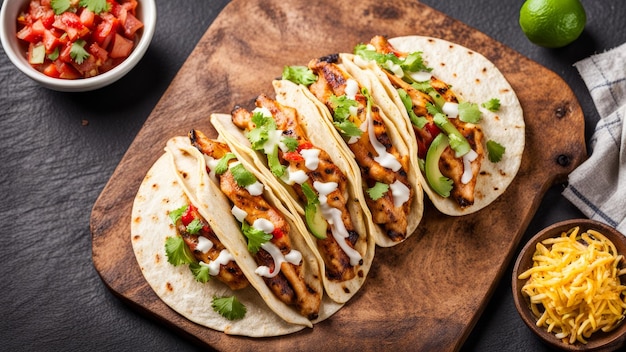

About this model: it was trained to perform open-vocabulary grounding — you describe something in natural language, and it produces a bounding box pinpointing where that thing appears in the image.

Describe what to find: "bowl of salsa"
[1,0,156,91]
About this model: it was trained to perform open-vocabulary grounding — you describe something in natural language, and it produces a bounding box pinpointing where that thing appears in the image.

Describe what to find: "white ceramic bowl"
[0,0,156,92]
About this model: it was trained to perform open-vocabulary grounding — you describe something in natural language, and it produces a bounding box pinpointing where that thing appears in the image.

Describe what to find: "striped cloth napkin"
[562,42,626,234]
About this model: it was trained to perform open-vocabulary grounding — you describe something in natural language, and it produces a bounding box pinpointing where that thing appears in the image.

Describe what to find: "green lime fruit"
[519,0,587,48]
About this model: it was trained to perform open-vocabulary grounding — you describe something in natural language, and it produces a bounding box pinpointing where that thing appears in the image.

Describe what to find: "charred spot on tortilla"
[166,282,173,292]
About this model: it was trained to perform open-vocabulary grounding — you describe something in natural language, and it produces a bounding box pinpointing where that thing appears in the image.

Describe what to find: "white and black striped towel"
[562,42,626,234]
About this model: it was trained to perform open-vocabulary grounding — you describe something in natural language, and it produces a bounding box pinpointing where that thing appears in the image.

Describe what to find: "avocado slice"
[301,183,328,239]
[305,203,328,239]
[425,133,454,198]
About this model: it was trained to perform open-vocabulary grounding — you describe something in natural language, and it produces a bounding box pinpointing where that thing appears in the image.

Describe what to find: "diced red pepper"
[42,29,61,52]
[16,26,39,43]
[43,62,60,78]
[79,8,96,29]
[272,228,285,240]
[181,204,197,227]
[283,151,304,162]
[296,141,313,152]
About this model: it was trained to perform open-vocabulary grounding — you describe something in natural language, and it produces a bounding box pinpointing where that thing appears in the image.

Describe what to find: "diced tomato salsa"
[16,0,144,79]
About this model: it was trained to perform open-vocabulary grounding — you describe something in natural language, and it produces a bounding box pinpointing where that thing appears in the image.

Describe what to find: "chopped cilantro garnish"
[185,219,203,235]
[189,262,211,283]
[214,153,236,175]
[282,66,318,86]
[458,102,481,123]
[354,44,431,77]
[486,140,506,162]
[50,0,70,14]
[282,136,299,152]
[328,95,362,137]
[367,182,389,200]
[229,163,257,187]
[247,112,275,150]
[212,296,247,320]
[79,0,110,14]
[241,220,272,254]
[70,39,90,64]
[165,236,196,266]
[397,88,427,128]
[481,98,501,112]
[168,205,188,225]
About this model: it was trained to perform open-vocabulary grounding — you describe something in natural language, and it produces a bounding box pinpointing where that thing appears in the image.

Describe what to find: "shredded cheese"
[518,226,626,345]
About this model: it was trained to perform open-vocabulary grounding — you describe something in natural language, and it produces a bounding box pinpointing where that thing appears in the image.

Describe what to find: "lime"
[519,0,587,48]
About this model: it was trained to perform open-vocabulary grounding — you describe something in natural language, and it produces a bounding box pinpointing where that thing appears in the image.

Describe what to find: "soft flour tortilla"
[130,138,342,337]
[212,102,375,304]
[348,35,525,216]
[293,63,424,247]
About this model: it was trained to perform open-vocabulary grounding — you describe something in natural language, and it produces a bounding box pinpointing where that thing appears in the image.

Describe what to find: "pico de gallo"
[16,0,144,79]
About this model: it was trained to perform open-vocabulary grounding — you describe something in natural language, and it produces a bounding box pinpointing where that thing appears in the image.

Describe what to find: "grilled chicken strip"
[231,94,360,281]
[189,129,321,320]
[368,35,484,207]
[174,203,249,290]
[308,56,412,242]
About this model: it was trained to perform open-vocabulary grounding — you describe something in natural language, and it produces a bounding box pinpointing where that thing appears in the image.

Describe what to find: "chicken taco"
[130,136,342,337]
[281,54,424,247]
[210,89,375,303]
[348,35,525,215]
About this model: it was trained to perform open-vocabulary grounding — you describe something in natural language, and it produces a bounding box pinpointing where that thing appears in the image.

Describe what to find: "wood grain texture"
[90,0,586,350]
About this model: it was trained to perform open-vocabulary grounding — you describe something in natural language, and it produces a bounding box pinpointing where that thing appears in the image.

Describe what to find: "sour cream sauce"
[250,218,303,278]
[313,181,362,266]
[200,249,236,276]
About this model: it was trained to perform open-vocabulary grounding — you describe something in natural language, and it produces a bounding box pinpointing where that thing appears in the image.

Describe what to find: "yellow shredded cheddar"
[518,226,626,344]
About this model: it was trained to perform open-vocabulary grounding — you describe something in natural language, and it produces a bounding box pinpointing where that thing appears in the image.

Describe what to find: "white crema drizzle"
[461,149,478,184]
[313,181,362,266]
[200,249,235,276]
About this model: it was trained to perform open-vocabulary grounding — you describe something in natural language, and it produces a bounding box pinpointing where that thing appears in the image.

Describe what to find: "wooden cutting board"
[91,0,586,350]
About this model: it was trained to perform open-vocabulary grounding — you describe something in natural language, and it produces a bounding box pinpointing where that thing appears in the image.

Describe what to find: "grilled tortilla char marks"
[308,56,410,242]
[369,35,484,207]
[174,204,249,290]
[189,129,321,320]
[231,95,359,282]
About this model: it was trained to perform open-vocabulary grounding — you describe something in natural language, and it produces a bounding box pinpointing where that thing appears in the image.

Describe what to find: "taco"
[210,90,375,304]
[130,136,342,337]
[281,54,424,248]
[348,35,525,215]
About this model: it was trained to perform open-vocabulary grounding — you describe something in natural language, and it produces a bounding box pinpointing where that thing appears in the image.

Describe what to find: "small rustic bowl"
[512,219,626,351]
[0,0,156,92]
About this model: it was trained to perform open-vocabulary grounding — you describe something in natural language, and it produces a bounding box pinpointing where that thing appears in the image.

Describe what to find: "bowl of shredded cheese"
[513,219,626,351]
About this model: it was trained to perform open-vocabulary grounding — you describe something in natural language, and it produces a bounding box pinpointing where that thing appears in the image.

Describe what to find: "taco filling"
[354,35,489,208]
[188,130,322,320]
[230,94,363,282]
[305,55,413,242]
[167,201,249,290]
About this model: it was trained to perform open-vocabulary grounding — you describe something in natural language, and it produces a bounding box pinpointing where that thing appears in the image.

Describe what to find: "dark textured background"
[1,0,624,351]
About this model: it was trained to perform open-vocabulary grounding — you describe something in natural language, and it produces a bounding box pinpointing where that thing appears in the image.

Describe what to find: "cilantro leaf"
[367,182,389,200]
[70,39,90,64]
[486,140,506,162]
[481,98,501,112]
[165,236,196,266]
[189,262,211,283]
[334,120,363,137]
[282,136,299,152]
[397,88,427,128]
[401,51,431,73]
[229,163,257,187]
[247,112,275,150]
[458,102,481,123]
[282,66,317,86]
[212,296,247,320]
[241,220,272,254]
[214,153,236,175]
[186,219,203,235]
[79,0,110,14]
[168,205,188,225]
[50,0,70,14]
